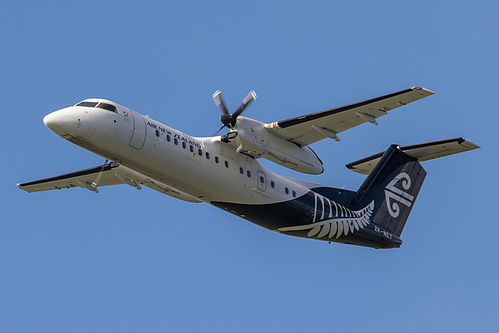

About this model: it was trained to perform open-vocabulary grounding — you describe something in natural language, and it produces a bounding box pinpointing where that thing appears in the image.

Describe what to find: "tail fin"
[349,145,426,237]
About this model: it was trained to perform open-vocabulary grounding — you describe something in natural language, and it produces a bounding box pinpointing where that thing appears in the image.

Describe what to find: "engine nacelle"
[234,117,324,174]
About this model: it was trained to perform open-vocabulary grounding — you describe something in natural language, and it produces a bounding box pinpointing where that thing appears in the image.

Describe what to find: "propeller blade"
[212,125,226,136]
[232,90,257,118]
[212,90,230,115]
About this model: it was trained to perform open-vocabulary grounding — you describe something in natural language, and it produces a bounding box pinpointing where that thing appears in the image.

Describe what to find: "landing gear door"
[129,111,147,150]
[257,171,266,191]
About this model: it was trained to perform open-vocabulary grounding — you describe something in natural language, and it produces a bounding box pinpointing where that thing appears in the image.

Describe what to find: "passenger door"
[129,111,147,149]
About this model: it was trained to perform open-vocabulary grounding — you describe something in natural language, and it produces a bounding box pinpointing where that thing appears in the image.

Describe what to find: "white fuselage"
[43,100,312,206]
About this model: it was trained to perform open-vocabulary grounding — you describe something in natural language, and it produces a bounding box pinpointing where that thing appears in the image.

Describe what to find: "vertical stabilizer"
[349,145,427,237]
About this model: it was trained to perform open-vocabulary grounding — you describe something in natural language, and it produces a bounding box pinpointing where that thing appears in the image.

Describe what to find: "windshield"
[76,101,98,107]
[75,101,117,113]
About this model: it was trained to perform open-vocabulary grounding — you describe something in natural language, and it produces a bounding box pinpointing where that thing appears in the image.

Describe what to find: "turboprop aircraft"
[17,87,479,248]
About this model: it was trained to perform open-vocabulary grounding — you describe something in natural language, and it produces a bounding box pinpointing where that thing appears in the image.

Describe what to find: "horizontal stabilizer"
[346,138,480,175]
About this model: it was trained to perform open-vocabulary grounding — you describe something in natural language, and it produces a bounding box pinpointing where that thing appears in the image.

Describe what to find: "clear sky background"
[1,0,497,332]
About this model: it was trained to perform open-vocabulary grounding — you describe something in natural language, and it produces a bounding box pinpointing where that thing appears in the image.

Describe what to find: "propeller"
[212,90,257,133]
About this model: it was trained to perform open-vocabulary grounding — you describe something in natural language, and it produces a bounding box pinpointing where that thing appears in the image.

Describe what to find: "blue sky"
[2,0,497,332]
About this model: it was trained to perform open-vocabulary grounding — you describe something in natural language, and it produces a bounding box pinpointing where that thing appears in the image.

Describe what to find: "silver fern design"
[277,200,375,239]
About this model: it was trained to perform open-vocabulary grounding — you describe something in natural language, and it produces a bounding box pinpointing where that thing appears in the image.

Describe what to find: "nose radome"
[43,111,61,131]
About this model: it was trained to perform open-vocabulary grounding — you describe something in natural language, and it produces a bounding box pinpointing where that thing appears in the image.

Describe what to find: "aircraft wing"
[17,162,202,202]
[345,137,481,175]
[17,163,130,193]
[264,87,434,146]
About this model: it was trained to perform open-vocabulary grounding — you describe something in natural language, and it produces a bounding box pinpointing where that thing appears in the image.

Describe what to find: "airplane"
[17,87,479,248]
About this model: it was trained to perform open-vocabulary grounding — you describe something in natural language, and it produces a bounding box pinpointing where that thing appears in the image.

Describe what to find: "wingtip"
[411,86,435,95]
[16,183,31,193]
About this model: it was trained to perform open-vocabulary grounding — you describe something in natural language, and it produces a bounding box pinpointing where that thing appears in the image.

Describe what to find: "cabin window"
[155,130,160,137]
[225,160,229,168]
[198,149,203,156]
[285,187,289,195]
[270,181,275,188]
[292,190,297,197]
[247,170,251,178]
[206,152,210,159]
[190,145,194,152]
[167,135,171,142]
[182,142,186,149]
[174,138,178,145]
[215,156,219,163]
[239,167,244,174]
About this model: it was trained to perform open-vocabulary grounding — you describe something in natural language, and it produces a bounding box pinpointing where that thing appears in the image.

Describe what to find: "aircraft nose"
[43,111,61,130]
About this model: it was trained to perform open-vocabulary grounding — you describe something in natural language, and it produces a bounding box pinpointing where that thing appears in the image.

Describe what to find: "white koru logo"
[384,172,414,218]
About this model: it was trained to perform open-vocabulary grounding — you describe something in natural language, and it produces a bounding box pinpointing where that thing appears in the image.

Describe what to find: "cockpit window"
[76,101,98,107]
[75,101,117,113]
[97,103,117,113]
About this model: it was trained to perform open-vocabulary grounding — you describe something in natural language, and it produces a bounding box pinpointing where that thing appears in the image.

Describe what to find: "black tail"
[349,145,427,237]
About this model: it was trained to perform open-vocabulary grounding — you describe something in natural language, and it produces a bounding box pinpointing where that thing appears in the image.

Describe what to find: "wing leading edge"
[264,87,434,146]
